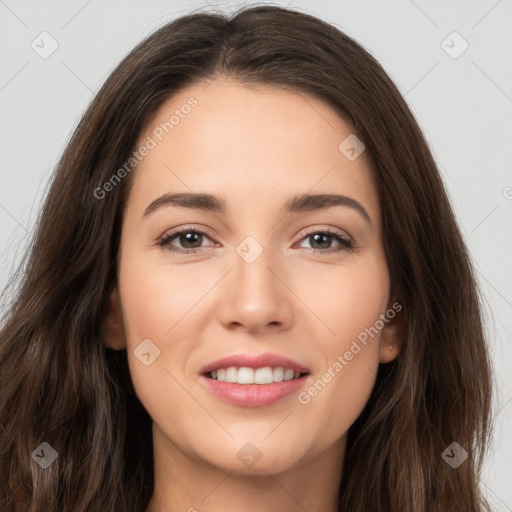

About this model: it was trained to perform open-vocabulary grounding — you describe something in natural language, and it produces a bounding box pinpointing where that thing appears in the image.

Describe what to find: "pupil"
[312,233,330,249]
[181,232,201,248]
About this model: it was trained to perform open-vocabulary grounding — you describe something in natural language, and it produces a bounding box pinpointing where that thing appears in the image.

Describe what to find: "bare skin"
[103,77,402,512]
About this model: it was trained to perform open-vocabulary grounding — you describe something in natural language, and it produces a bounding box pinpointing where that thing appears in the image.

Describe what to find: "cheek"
[118,248,230,420]
[331,272,388,346]
[308,252,390,353]
[296,256,389,431]
[119,249,213,338]
[117,252,199,408]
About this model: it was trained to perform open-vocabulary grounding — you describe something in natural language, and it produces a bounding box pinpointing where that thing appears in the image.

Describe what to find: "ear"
[102,287,127,350]
[378,296,405,364]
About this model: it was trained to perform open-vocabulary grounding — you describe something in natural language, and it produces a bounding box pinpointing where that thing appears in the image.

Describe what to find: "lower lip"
[199,374,309,407]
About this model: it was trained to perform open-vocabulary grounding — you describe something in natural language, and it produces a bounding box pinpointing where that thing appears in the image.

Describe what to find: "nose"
[216,244,293,334]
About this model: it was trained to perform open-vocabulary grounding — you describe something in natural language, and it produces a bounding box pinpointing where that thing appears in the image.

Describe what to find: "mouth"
[198,352,311,407]
[199,366,311,408]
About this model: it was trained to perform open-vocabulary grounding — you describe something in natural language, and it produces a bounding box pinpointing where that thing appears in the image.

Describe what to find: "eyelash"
[157,226,354,256]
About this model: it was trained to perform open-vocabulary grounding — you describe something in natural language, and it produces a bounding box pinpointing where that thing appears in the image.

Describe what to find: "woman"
[0,5,493,511]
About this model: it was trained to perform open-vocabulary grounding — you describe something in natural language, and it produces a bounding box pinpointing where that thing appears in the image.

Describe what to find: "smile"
[200,370,310,408]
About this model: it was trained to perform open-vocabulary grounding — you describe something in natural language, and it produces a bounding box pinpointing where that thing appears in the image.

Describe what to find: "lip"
[199,373,310,407]
[199,352,310,375]
[198,352,311,408]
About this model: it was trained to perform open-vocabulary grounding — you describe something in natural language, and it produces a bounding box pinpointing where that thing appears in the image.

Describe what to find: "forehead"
[127,78,379,224]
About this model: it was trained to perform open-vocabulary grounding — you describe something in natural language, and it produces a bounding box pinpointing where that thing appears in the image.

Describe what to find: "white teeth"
[273,367,284,382]
[226,367,238,383]
[283,368,295,381]
[238,367,254,384]
[254,367,273,384]
[209,366,304,384]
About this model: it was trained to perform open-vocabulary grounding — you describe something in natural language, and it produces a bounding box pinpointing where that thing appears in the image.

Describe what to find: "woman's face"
[106,77,401,475]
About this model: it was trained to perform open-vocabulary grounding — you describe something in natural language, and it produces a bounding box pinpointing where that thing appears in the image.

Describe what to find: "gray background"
[0,0,511,508]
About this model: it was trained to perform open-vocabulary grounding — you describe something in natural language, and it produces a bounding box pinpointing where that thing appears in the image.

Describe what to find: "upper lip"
[200,352,310,375]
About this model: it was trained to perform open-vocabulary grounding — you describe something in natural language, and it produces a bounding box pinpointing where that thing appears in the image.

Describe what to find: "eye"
[295,228,354,254]
[157,226,354,255]
[157,227,215,255]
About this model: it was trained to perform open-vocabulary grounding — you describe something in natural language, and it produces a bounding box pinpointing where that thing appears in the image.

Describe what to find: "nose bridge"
[218,232,292,331]
[234,234,279,304]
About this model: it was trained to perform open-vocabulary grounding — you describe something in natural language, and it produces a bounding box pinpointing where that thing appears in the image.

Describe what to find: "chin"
[195,436,307,475]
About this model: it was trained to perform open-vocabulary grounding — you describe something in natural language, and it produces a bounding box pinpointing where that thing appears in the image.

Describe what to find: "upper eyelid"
[299,225,353,243]
[161,225,217,243]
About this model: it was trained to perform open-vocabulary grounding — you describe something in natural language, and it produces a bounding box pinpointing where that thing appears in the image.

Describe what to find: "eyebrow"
[143,192,372,225]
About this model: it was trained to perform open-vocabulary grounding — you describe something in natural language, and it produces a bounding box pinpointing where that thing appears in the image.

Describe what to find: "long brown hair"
[0,5,493,511]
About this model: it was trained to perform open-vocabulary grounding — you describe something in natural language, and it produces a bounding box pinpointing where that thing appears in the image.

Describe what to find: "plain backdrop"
[0,0,511,508]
